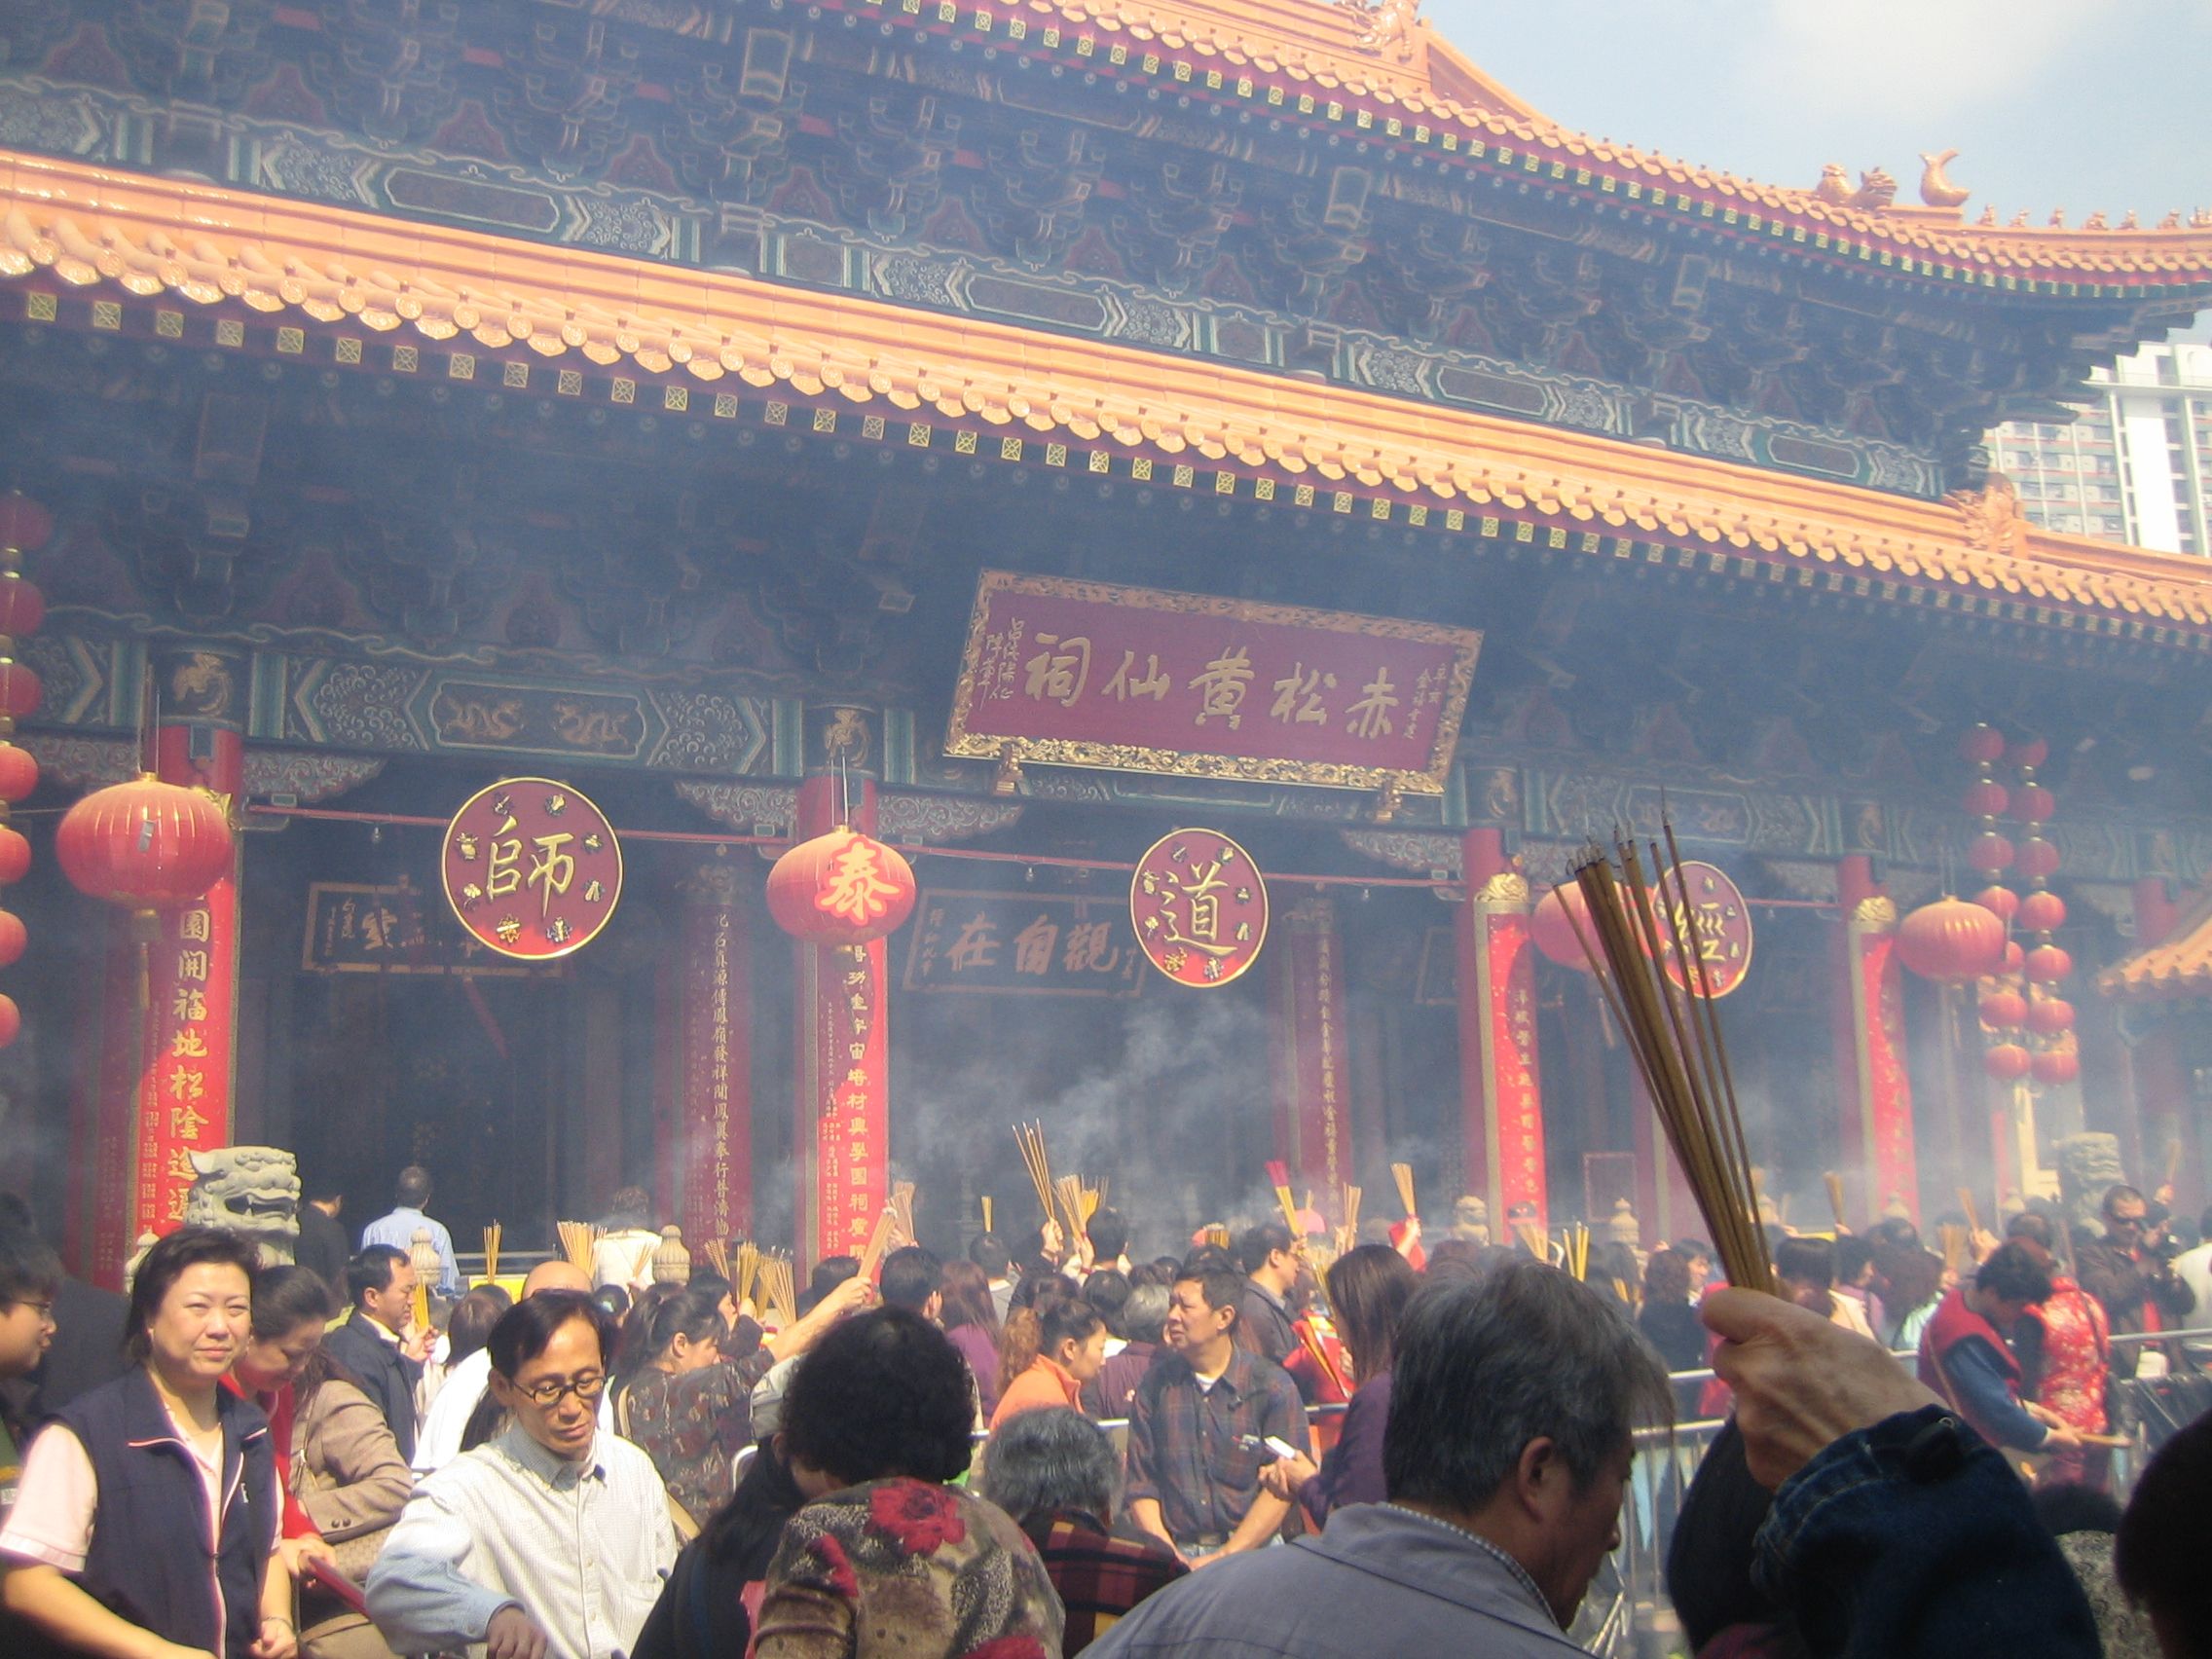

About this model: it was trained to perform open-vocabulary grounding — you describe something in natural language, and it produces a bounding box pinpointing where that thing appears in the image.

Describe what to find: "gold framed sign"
[944,570,1481,793]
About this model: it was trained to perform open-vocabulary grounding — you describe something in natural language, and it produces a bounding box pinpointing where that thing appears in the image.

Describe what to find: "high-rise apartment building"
[1993,340,2212,555]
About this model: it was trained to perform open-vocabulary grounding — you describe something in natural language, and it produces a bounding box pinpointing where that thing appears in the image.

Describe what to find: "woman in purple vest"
[0,1226,293,1659]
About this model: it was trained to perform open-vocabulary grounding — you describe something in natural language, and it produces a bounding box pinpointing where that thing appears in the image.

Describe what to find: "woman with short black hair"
[752,1307,1061,1658]
[0,1226,295,1659]
[611,1282,779,1531]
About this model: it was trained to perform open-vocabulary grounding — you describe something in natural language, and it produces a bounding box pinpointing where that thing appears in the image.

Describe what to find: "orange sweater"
[990,1355,1084,1429]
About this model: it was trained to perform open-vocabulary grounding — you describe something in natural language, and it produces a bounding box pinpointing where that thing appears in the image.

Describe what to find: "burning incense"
[858,1204,899,1283]
[1824,1172,1847,1233]
[890,1181,916,1247]
[1564,824,1774,1297]
[1264,1161,1303,1238]
[734,1240,761,1312]
[700,1237,730,1281]
[1014,1121,1057,1224]
[1390,1161,1418,1219]
[981,1195,993,1235]
[556,1220,601,1274]
[481,1223,501,1283]
[1515,1219,1550,1260]
[1336,1183,1363,1257]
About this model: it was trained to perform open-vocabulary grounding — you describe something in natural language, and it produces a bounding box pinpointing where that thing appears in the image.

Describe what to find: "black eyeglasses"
[515,1373,608,1408]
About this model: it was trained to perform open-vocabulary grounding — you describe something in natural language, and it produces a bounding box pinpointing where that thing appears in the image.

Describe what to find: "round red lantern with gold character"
[442,777,626,959]
[766,825,917,946]
[2032,1049,2080,1087]
[1531,883,1598,973]
[1984,1043,2031,1083]
[1897,896,2007,984]
[55,774,234,907]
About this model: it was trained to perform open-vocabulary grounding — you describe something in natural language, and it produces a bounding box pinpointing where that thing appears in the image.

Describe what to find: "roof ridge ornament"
[1337,0,1421,62]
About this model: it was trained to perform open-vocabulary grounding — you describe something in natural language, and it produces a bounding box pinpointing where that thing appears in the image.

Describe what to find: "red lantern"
[1531,883,1599,972]
[0,494,54,555]
[2015,839,2060,881]
[1984,1043,2031,1082]
[1967,831,2014,872]
[0,744,34,802]
[1978,988,2027,1030]
[55,775,235,908]
[2025,998,2075,1036]
[0,909,22,969]
[765,826,917,945]
[2014,737,2050,770]
[0,825,27,885]
[1963,780,2010,819]
[0,658,39,719]
[2024,944,2073,984]
[0,993,18,1048]
[1959,725,2006,765]
[2011,784,2055,824]
[2003,940,2025,976]
[1897,897,2008,983]
[0,574,44,638]
[2032,1049,2080,1087]
[2017,891,2067,934]
[1972,885,2018,925]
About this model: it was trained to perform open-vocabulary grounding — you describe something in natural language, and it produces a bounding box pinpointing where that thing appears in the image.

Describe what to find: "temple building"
[0,0,2208,1281]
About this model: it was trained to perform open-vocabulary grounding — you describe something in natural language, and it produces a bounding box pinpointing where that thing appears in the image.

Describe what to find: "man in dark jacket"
[323,1243,426,1461]
[293,1177,350,1289]
[0,1196,127,1423]
[2075,1183,2196,1379]
[1232,1222,1301,1372]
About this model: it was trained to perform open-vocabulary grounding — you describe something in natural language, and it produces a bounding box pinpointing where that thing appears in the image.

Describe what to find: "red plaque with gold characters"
[441,778,624,960]
[1129,829,1269,988]
[1650,861,1753,999]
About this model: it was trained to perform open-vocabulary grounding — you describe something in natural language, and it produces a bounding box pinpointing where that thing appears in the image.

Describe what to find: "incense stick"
[1264,1161,1302,1238]
[890,1181,916,1247]
[981,1195,993,1235]
[1956,1187,1984,1241]
[734,1240,760,1312]
[1296,1319,1347,1397]
[555,1220,601,1274]
[1824,1172,1847,1233]
[700,1237,730,1281]
[481,1223,501,1283]
[1390,1161,1417,1219]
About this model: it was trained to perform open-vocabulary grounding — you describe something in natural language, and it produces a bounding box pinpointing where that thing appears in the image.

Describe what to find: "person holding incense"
[1917,1243,2084,1456]
[1259,1245,1418,1527]
[2007,1210,2115,1491]
[1232,1222,1302,1373]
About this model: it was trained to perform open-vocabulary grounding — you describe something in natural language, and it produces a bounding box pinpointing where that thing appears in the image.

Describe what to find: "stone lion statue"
[128,1146,303,1287]
[2056,1132,2127,1235]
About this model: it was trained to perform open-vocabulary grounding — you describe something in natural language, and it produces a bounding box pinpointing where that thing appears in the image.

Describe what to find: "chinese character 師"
[486,816,524,900]
[1188,646,1254,728]
[528,831,576,919]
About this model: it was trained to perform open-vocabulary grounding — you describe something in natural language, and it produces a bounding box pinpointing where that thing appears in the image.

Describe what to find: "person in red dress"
[2005,1211,2112,1489]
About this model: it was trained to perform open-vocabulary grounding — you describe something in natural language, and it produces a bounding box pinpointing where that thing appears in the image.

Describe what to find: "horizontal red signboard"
[945,571,1481,793]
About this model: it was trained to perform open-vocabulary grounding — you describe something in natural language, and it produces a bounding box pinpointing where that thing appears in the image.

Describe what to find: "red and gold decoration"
[1457,830,1546,1232]
[1648,861,1754,999]
[0,490,49,1052]
[1270,897,1352,1198]
[675,864,750,1249]
[1897,894,2008,983]
[440,778,624,959]
[1130,828,1270,988]
[1834,855,1918,1225]
[766,825,917,945]
[56,775,235,910]
[947,570,1482,795]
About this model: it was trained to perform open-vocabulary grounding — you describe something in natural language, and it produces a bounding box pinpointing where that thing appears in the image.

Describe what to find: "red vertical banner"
[1833,858,1918,1224]
[1456,831,1546,1232]
[1269,898,1351,1199]
[680,864,750,1247]
[793,776,889,1266]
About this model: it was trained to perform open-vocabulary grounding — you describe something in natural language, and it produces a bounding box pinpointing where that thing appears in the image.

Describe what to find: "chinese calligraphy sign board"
[304,882,538,977]
[946,571,1482,793]
[1650,861,1753,999]
[440,778,625,960]
[903,891,1145,997]
[1130,830,1269,988]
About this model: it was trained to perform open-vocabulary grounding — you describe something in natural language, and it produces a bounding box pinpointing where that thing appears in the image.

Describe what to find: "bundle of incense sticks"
[1566,827,1775,1297]
[1390,1161,1418,1219]
[1297,1319,1347,1397]
[1202,1223,1231,1251]
[1014,1121,1057,1224]
[481,1223,501,1283]
[1264,1161,1303,1237]
[1052,1175,1092,1244]
[858,1204,899,1282]
[2164,1138,2183,1194]
[699,1237,730,1281]
[756,1255,796,1328]
[890,1181,916,1246]
[981,1195,993,1235]
[1559,1221,1591,1281]
[1336,1184,1362,1257]
[1515,1220,1550,1261]
[556,1220,601,1273]
[1956,1187,1984,1241]
[1939,1224,1970,1278]
[1824,1172,1848,1233]
[734,1240,761,1312]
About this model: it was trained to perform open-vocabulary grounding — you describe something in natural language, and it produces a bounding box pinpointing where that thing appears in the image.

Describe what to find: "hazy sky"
[1427,0,2211,227]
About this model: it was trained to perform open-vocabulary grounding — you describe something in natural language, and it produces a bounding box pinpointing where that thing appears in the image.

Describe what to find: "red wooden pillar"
[1456,830,1545,1230]
[1832,856,1919,1224]
[792,774,889,1267]
[674,860,751,1246]
[79,656,246,1286]
[1268,896,1352,1203]
[2130,877,2190,1201]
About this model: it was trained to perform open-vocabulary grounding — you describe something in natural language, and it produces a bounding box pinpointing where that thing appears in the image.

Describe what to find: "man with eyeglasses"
[0,1227,60,1522]
[369,1290,678,1659]
[2075,1182,2196,1484]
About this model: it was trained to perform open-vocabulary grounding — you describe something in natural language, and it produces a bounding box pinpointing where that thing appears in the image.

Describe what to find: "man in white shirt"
[416,1260,598,1474]
[360,1165,462,1298]
[369,1289,676,1659]
[2174,1205,2212,1369]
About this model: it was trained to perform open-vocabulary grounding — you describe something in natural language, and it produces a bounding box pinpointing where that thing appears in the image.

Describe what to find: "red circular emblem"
[1129,829,1269,988]
[441,777,624,960]
[1649,860,1753,999]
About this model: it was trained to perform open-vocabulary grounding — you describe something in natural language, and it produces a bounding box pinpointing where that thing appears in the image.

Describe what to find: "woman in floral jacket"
[753,1307,1063,1659]
[2009,1211,2114,1490]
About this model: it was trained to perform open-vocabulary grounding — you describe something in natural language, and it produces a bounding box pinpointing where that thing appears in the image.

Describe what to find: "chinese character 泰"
[1345,667,1400,740]
[1270,665,1335,725]
[1022,633,1092,707]
[1103,650,1170,702]
[528,832,576,920]
[1189,646,1254,728]
[819,841,903,929]
[1013,915,1059,977]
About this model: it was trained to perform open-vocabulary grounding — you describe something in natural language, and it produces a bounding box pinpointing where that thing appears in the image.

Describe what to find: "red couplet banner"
[946,571,1482,793]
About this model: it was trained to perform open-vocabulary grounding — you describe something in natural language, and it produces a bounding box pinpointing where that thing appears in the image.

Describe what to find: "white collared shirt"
[367,1423,677,1659]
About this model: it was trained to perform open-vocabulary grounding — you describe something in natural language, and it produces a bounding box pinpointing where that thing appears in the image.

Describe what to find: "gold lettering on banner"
[1103,650,1170,702]
[1014,916,1059,977]
[1189,647,1254,728]
[1271,666,1335,725]
[179,909,212,943]
[1022,633,1092,706]
[528,832,576,919]
[172,988,207,1022]
[1062,922,1120,975]
[1345,668,1400,739]
[487,815,524,901]
[947,912,1001,972]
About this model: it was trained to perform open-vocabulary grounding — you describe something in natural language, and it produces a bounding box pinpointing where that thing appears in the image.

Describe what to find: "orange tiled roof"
[4,151,2212,636]
[2100,888,2212,1000]
[894,0,2212,287]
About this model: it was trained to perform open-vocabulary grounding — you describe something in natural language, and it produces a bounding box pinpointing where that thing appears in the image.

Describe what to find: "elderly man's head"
[1383,1261,1670,1629]
[981,1406,1119,1527]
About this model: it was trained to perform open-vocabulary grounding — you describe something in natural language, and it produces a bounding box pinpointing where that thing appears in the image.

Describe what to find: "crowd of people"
[0,1164,2205,1658]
